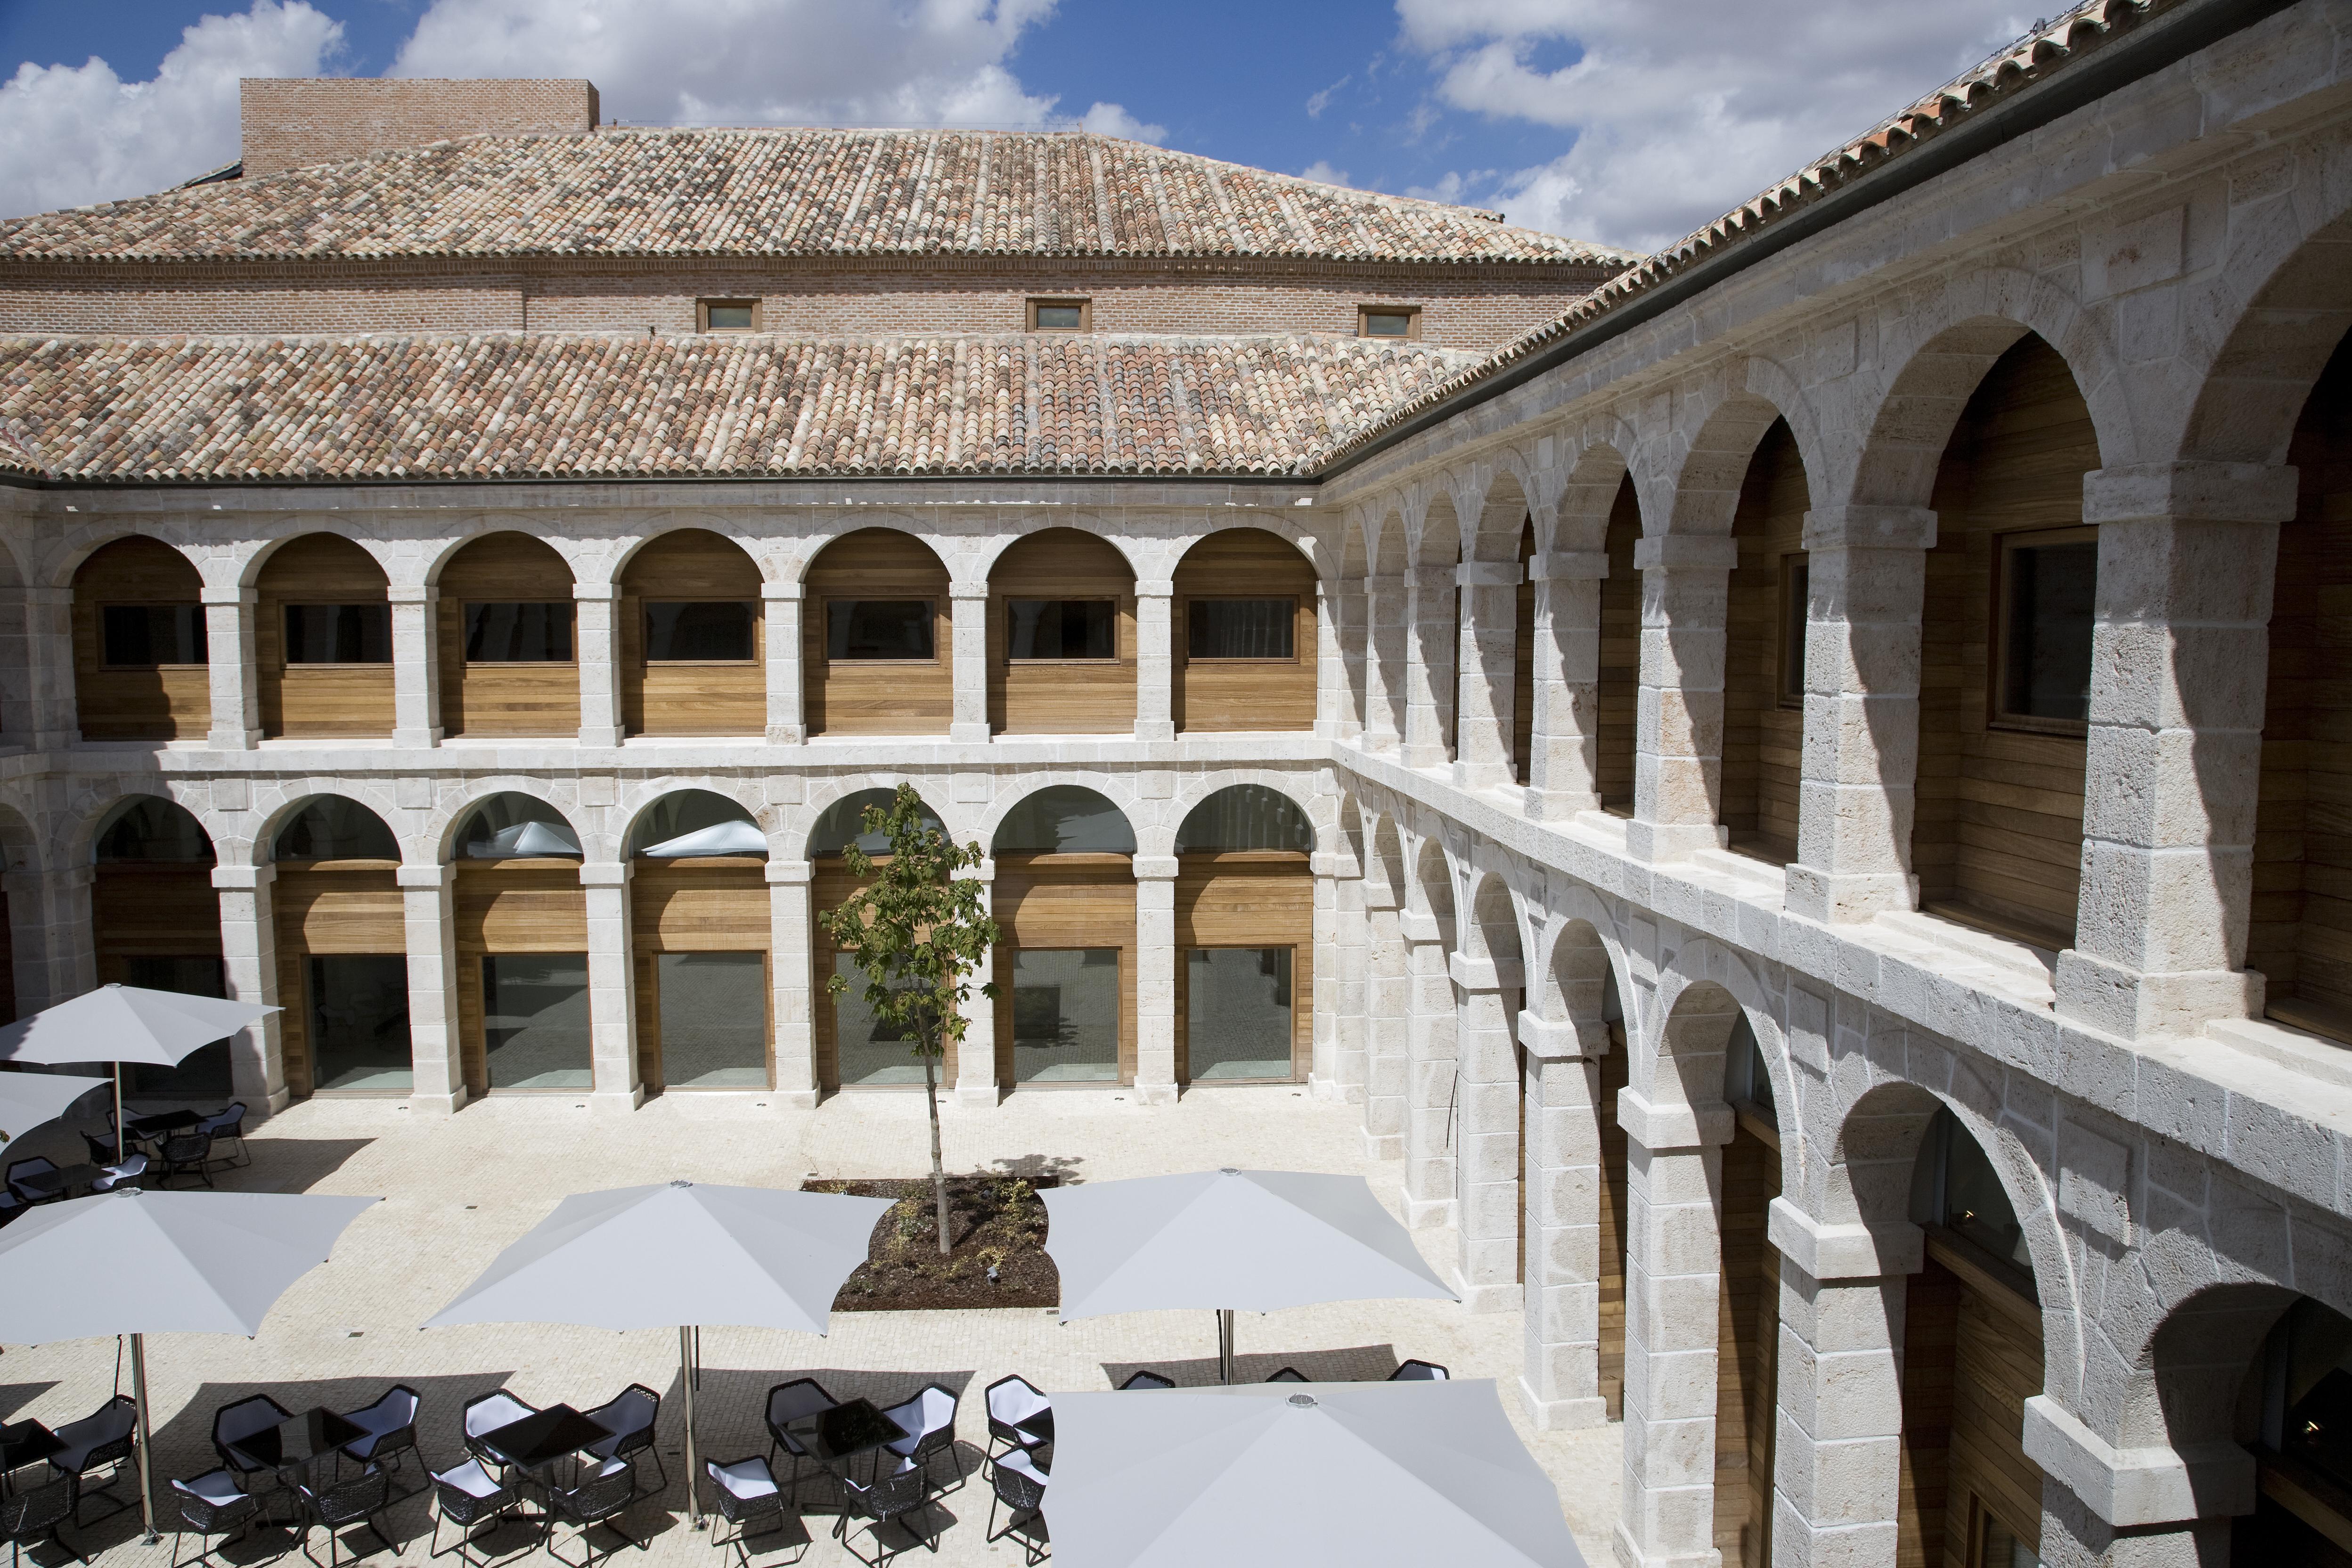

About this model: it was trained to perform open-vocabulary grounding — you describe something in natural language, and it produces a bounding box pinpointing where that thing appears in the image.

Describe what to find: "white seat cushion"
[988,1381,1049,1427]
[996,1451,1048,1487]
[434,1461,504,1500]
[707,1459,778,1501]
[174,1470,245,1507]
[466,1395,531,1437]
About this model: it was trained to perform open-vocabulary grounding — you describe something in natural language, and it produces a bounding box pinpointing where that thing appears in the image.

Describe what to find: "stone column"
[1332,581,1367,745]
[1614,1087,1734,1568]
[1312,847,1365,1104]
[1401,567,1457,771]
[763,584,805,743]
[388,585,442,748]
[1630,535,1736,862]
[1134,855,1177,1104]
[399,863,466,1115]
[1361,575,1405,752]
[1361,876,1409,1160]
[1525,552,1608,820]
[1454,561,1524,792]
[575,583,623,747]
[203,586,261,749]
[2054,461,2298,1040]
[1134,578,1175,742]
[580,860,641,1111]
[949,582,991,743]
[0,587,33,751]
[2022,1397,2252,1568]
[1784,506,1936,924]
[768,858,818,1106]
[1314,581,1344,740]
[955,858,1000,1108]
[1401,906,1457,1227]
[1518,1011,1611,1430]
[1449,947,1524,1312]
[212,864,288,1112]
[2,862,94,1016]
[24,586,78,749]
[1766,1200,1922,1568]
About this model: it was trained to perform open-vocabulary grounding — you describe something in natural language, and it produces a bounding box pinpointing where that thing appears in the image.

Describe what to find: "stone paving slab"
[0,1087,1620,1565]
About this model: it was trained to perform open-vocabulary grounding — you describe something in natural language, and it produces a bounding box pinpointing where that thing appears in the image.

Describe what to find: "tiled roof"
[0,332,1483,482]
[0,128,1631,267]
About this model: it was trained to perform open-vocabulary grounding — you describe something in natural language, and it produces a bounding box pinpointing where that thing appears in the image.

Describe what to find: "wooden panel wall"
[1172,850,1313,1083]
[803,527,952,736]
[1899,1257,1961,1568]
[1514,518,1536,785]
[271,863,403,1097]
[93,864,222,960]
[621,529,765,736]
[1724,420,1809,862]
[1916,337,2099,947]
[1173,528,1318,732]
[437,531,580,737]
[454,861,588,1095]
[1598,1021,1630,1416]
[992,853,1138,1085]
[1716,1118,1784,1568]
[1896,1235,2046,1568]
[811,858,966,1086]
[1597,481,1642,811]
[988,528,1136,734]
[630,860,770,950]
[2253,335,2352,1041]
[71,536,210,740]
[256,533,395,738]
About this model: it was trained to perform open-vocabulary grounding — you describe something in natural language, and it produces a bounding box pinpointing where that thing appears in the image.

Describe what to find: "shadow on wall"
[1102,1342,1411,1388]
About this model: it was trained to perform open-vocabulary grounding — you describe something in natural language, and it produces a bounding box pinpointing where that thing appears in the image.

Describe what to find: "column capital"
[577,860,631,888]
[1765,1198,1922,1279]
[1133,578,1174,597]
[1615,1086,1733,1151]
[1446,951,1523,992]
[396,863,454,890]
[1516,1013,1602,1060]
[1398,909,1445,945]
[572,582,620,603]
[766,858,814,885]
[200,584,258,607]
[1454,560,1523,588]
[1526,551,1609,582]
[386,585,439,607]
[1801,504,1937,551]
[760,581,803,602]
[1631,533,1737,572]
[949,581,990,601]
[1360,573,1405,593]
[210,863,277,891]
[1131,854,1179,880]
[2082,460,2299,525]
[2022,1395,2255,1527]
[1307,850,1359,879]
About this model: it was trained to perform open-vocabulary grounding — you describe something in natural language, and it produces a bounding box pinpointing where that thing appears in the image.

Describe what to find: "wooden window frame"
[96,601,206,671]
[696,298,761,333]
[1776,552,1809,710]
[459,600,577,668]
[1357,304,1421,341]
[817,596,941,668]
[279,600,393,667]
[1178,942,1300,1085]
[1180,595,1302,665]
[1003,595,1119,664]
[1026,297,1091,332]
[1989,524,2098,738]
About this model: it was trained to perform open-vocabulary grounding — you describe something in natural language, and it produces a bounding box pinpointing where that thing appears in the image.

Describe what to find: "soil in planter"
[805,1173,1060,1310]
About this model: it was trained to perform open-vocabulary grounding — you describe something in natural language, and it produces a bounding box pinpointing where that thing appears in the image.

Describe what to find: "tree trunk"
[923,1043,951,1257]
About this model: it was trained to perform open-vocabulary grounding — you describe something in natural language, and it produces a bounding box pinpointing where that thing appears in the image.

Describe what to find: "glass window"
[1011,948,1120,1083]
[1978,1514,2042,1568]
[1725,1014,1775,1126]
[1778,555,1809,707]
[1032,302,1084,330]
[1187,599,1294,660]
[1362,310,1413,338]
[1174,784,1313,853]
[466,602,574,662]
[659,952,767,1088]
[95,798,214,863]
[703,302,755,330]
[457,793,582,859]
[992,786,1136,854]
[308,955,411,1091]
[810,789,945,857]
[833,952,931,1086]
[1005,599,1115,660]
[102,604,205,667]
[1185,947,1293,1081]
[629,790,762,859]
[482,955,592,1090]
[826,600,934,661]
[123,956,233,1096]
[1998,531,2098,726]
[1911,1107,2033,1279]
[645,601,755,662]
[285,603,392,664]
[273,796,398,862]
[2259,1298,2352,1493]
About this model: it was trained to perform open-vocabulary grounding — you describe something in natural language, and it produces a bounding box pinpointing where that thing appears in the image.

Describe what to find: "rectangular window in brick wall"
[1359,305,1420,339]
[1029,298,1090,331]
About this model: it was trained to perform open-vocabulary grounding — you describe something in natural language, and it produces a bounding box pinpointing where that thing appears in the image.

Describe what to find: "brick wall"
[240,78,598,177]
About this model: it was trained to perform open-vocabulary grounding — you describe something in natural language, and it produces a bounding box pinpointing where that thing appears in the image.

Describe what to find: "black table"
[1013,1408,1054,1446]
[229,1406,364,1479]
[128,1110,203,1138]
[0,1421,61,1495]
[477,1405,611,1474]
[786,1398,906,1484]
[15,1164,100,1200]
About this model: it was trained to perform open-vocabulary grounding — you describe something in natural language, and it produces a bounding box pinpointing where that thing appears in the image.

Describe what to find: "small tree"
[818,785,999,1256]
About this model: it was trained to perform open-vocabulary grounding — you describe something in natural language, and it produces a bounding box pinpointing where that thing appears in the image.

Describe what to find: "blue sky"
[0,0,2034,248]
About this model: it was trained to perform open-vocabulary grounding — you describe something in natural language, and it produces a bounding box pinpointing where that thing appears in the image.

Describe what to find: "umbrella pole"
[114,1064,123,1162]
[131,1331,158,1542]
[1218,1308,1235,1385]
[680,1325,703,1529]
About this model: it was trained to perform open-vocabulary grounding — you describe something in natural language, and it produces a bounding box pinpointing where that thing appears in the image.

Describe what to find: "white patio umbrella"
[641,819,767,858]
[1044,1379,1584,1568]
[0,1187,380,1540]
[425,1179,893,1526]
[1040,1168,1455,1382]
[0,1069,110,1145]
[0,984,277,1154]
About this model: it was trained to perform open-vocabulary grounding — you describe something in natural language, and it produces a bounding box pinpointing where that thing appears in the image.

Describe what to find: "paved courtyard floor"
[1,1086,1621,1565]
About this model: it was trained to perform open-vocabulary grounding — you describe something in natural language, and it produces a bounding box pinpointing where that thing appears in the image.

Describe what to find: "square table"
[785,1398,906,1484]
[229,1407,365,1480]
[0,1421,61,1495]
[15,1164,100,1200]
[1013,1408,1054,1446]
[477,1405,612,1475]
[128,1110,203,1138]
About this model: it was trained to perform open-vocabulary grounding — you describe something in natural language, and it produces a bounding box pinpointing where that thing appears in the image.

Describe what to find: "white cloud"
[1306,76,1348,119]
[1076,101,1166,144]
[0,1,341,219]
[1298,159,1353,189]
[1391,0,2034,251]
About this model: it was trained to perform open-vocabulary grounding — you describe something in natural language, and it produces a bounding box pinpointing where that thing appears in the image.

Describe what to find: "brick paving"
[0,1087,1619,1564]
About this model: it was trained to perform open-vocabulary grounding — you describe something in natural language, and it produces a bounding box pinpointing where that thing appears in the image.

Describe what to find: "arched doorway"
[811,787,947,1088]
[1173,528,1318,732]
[437,532,579,737]
[988,528,1136,735]
[802,529,951,736]
[91,795,228,1096]
[1596,479,1641,813]
[256,533,393,738]
[270,796,407,1094]
[450,792,588,1094]
[991,787,1137,1087]
[72,537,208,741]
[1172,784,1313,1086]
[621,530,764,736]
[1723,418,1810,865]
[627,790,769,1092]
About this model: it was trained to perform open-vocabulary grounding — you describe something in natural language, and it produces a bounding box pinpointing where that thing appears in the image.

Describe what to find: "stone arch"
[1666,384,1813,536]
[1366,812,1406,910]
[608,520,775,586]
[235,524,400,588]
[794,781,950,861]
[425,781,584,863]
[1462,467,1530,563]
[76,784,227,868]
[967,520,1150,582]
[1172,517,1332,583]
[1407,833,1458,939]
[982,781,1139,856]
[1168,777,1319,857]
[418,519,597,589]
[256,791,402,865]
[42,525,201,592]
[616,783,768,860]
[2179,204,2352,467]
[1644,941,1794,1141]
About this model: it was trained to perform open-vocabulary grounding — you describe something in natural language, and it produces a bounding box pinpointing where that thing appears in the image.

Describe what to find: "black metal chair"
[1388,1359,1450,1381]
[157,1131,217,1189]
[212,1393,295,1490]
[879,1384,960,1495]
[47,1395,139,1523]
[1117,1372,1173,1391]
[168,1469,264,1568]
[983,1375,1051,1462]
[0,1472,83,1568]
[1264,1368,1309,1383]
[90,1153,147,1193]
[337,1385,423,1499]
[580,1385,663,1495]
[198,1103,251,1168]
[985,1450,1048,1566]
[295,1463,394,1568]
[81,1133,125,1168]
[834,1459,939,1568]
[701,1458,787,1568]
[426,1460,519,1567]
[539,1460,641,1568]
[459,1391,538,1475]
[761,1379,838,1506]
[4,1158,60,1208]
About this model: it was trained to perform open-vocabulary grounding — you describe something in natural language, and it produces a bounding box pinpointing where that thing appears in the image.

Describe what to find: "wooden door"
[271,863,404,1096]
[1172,849,1312,1083]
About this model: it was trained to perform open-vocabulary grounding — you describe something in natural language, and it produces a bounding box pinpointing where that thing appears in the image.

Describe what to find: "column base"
[392,727,443,748]
[1398,745,1450,772]
[1782,864,1914,924]
[1612,1522,1719,1568]
[765,725,806,744]
[578,726,622,747]
[208,727,264,750]
[258,1086,294,1115]
[2053,950,2262,1041]
[953,1085,1000,1111]
[1626,820,1725,862]
[1516,1379,1609,1431]
[774,1088,818,1110]
[1451,761,1514,792]
[1524,786,1599,822]
[1361,1129,1405,1160]
[1451,1274,1519,1314]
[1131,721,1174,743]
[1131,1081,1177,1107]
[405,1087,468,1117]
[1402,1194,1455,1230]
[948,722,992,743]
[1307,1072,1355,1104]
[591,1086,647,1115]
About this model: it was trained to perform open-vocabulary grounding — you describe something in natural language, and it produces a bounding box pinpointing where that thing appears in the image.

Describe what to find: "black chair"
[459,1391,538,1474]
[983,1375,1052,1461]
[212,1393,295,1490]
[337,1385,423,1498]
[0,1189,24,1229]
[834,1460,939,1568]
[580,1384,663,1495]
[1264,1368,1309,1383]
[985,1451,1048,1567]
[1388,1359,1450,1381]
[701,1458,786,1568]
[169,1469,264,1568]
[879,1384,960,1494]
[157,1132,217,1189]
[0,1472,83,1568]
[47,1395,138,1523]
[762,1379,838,1506]
[539,1460,641,1568]
[198,1103,251,1168]
[426,1460,519,1567]
[81,1133,125,1168]
[1117,1372,1173,1391]
[295,1463,393,1568]
[4,1159,60,1207]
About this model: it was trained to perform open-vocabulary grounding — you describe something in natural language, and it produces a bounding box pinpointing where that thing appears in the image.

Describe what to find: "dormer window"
[1359,306,1419,339]
[1029,298,1089,331]
[699,299,758,332]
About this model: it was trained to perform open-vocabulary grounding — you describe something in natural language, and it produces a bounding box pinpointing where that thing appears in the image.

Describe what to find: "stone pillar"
[3,862,94,1016]
[2054,461,2298,1040]
[955,858,999,1109]
[399,863,466,1115]
[763,584,805,743]
[1401,566,1457,771]
[1454,561,1524,792]
[1134,855,1177,1104]
[24,586,78,749]
[768,858,818,1106]
[1361,575,1405,752]
[388,585,442,748]
[1525,552,1608,820]
[1518,1011,1611,1429]
[1614,1087,1734,1568]
[0,586,33,751]
[1401,907,1457,1227]
[1766,1200,1922,1568]
[575,583,623,747]
[1361,876,1409,1160]
[212,864,288,1112]
[203,586,261,749]
[1311,847,1365,1103]
[1784,506,1936,924]
[1332,581,1367,745]
[580,860,641,1111]
[1449,947,1523,1312]
[1134,579,1175,743]
[949,582,991,743]
[2021,1397,2253,1568]
[1630,535,1736,863]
